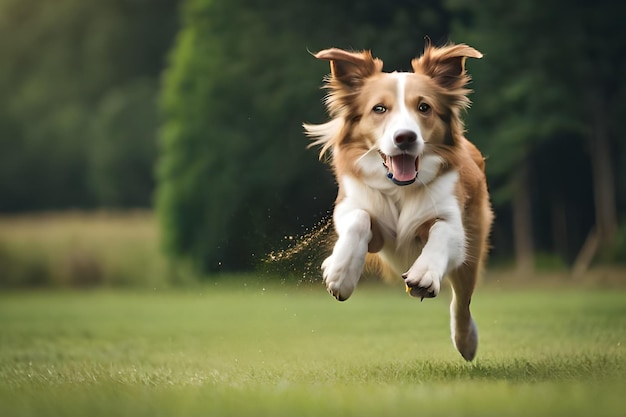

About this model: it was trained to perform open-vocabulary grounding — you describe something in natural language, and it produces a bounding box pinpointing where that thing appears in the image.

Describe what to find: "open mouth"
[380,152,420,186]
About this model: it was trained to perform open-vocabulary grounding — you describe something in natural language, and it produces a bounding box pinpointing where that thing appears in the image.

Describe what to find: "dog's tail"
[364,253,397,283]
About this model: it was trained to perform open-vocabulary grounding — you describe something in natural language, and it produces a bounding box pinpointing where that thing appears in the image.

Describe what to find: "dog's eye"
[372,104,387,114]
[418,102,431,113]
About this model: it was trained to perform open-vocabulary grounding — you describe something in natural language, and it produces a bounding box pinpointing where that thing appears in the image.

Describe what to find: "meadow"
[1,213,625,416]
[1,281,625,417]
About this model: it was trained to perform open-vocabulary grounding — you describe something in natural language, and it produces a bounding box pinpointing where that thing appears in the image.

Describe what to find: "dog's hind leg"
[449,193,492,361]
[448,264,479,361]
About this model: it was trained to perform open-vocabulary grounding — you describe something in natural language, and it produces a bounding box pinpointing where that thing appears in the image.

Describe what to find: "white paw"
[321,253,364,302]
[402,255,444,300]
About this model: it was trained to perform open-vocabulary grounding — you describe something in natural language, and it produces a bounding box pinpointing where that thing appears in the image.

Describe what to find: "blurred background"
[0,0,624,288]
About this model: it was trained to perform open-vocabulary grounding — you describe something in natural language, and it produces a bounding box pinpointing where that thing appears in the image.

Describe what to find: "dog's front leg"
[322,208,372,301]
[403,218,465,300]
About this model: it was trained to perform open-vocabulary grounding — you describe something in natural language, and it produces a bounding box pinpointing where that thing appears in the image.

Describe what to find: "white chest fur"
[337,167,464,275]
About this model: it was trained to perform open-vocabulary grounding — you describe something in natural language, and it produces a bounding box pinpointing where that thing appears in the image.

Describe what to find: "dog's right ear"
[313,48,383,88]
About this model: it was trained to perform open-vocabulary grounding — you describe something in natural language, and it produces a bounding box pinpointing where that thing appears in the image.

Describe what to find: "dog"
[303,42,493,361]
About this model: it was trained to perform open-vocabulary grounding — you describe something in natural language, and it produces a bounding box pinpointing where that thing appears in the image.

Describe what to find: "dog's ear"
[412,43,482,89]
[313,48,383,88]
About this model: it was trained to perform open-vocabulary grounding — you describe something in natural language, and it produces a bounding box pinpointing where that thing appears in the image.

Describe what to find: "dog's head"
[305,42,481,186]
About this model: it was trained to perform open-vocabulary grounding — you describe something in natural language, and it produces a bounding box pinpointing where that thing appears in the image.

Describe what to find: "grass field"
[1,280,625,417]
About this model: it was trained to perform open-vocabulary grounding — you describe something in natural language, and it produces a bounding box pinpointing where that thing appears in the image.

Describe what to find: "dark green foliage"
[0,0,178,211]
[88,80,159,207]
[450,0,626,260]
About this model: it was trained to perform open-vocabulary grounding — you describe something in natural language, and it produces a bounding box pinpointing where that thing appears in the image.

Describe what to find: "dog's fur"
[303,43,493,361]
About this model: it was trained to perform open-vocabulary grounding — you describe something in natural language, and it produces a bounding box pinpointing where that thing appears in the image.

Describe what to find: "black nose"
[393,130,417,151]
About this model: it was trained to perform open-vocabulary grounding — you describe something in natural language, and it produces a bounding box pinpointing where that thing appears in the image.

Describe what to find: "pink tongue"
[390,154,417,182]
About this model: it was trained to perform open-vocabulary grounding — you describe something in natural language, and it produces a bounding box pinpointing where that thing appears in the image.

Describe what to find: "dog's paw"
[402,257,444,300]
[403,271,441,300]
[321,254,362,301]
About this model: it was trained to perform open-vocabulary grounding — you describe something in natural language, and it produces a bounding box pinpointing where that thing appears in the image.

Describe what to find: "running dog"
[304,42,493,360]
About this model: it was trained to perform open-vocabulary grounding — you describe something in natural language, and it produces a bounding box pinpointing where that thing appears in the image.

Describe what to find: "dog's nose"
[393,130,417,151]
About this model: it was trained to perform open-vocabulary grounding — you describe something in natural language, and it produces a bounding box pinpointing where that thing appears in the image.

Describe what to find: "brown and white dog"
[304,43,493,361]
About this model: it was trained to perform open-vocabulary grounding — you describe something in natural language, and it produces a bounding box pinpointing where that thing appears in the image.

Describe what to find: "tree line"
[1,0,624,276]
[451,0,626,272]
[0,0,178,210]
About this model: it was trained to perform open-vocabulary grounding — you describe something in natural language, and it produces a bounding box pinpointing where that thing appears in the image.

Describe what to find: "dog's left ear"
[412,43,482,89]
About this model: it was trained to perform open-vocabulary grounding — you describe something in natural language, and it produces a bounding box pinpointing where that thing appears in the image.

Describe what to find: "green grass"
[1,280,625,416]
